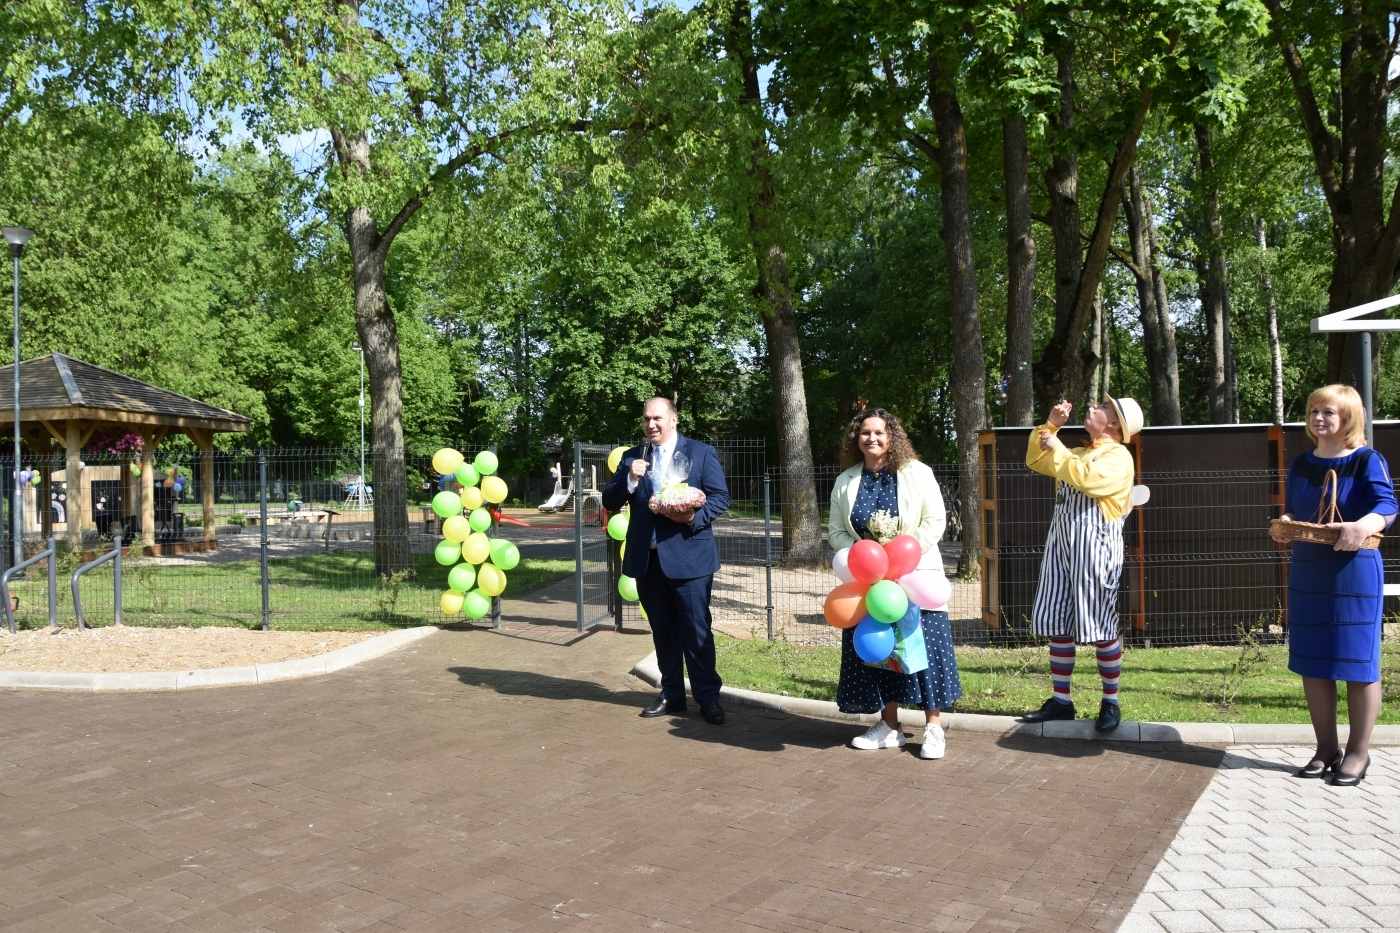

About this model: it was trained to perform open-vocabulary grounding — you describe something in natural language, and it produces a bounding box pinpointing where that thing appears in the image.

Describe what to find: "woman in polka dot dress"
[828,408,963,759]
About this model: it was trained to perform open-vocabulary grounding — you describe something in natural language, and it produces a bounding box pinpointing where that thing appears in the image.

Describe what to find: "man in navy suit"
[603,397,731,724]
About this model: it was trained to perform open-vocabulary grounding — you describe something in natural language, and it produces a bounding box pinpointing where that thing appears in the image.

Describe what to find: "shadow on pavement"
[448,664,846,752]
[995,733,1226,768]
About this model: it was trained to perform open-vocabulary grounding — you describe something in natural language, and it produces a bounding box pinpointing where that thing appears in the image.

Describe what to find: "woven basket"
[1270,467,1383,549]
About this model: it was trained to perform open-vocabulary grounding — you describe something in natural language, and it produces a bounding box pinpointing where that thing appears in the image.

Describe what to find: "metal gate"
[573,443,617,633]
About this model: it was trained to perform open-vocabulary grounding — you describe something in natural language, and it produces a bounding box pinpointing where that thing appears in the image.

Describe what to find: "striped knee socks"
[1096,638,1122,704]
[1050,637,1122,704]
[1049,636,1075,704]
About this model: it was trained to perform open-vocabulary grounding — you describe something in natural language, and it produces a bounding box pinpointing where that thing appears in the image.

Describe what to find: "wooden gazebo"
[0,354,251,551]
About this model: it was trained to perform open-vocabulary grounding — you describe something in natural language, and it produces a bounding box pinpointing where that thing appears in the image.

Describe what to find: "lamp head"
[1,227,33,258]
[351,340,361,352]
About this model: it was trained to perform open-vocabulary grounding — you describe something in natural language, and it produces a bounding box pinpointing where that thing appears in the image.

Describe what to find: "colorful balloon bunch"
[823,535,951,664]
[15,468,42,487]
[429,448,519,620]
[161,466,186,494]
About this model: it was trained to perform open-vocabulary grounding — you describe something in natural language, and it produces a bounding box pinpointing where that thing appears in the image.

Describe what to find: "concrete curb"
[628,651,1400,746]
[0,626,440,692]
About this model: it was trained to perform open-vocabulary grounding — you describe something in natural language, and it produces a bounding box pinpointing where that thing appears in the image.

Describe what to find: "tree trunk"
[929,53,986,575]
[1266,1,1397,402]
[346,201,413,577]
[729,0,821,559]
[1121,163,1181,424]
[1195,124,1233,423]
[1100,295,1112,399]
[1146,196,1182,422]
[1003,114,1036,426]
[1255,216,1285,425]
[1088,292,1103,404]
[1034,43,1151,413]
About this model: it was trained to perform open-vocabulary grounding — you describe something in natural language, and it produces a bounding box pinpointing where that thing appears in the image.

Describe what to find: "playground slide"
[538,489,569,512]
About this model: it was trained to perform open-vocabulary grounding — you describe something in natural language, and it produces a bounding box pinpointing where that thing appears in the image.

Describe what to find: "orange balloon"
[823,582,869,629]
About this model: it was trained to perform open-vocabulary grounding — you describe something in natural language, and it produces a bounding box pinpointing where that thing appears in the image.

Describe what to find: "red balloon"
[823,582,869,628]
[846,540,889,585]
[883,534,922,580]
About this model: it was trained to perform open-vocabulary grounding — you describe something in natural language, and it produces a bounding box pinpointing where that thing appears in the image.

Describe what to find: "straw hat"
[1106,396,1143,443]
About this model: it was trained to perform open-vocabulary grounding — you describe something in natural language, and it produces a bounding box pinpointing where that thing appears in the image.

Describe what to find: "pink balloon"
[899,570,951,611]
[832,547,855,584]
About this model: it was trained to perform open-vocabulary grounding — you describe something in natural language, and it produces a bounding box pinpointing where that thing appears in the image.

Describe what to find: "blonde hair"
[1304,384,1368,449]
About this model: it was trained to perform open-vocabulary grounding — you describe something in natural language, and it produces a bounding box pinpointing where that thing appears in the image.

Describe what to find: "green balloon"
[618,575,639,602]
[455,463,479,487]
[468,507,493,532]
[462,589,491,619]
[432,490,462,518]
[433,540,461,566]
[866,579,910,624]
[489,539,520,570]
[474,450,499,476]
[447,563,477,593]
[607,513,629,541]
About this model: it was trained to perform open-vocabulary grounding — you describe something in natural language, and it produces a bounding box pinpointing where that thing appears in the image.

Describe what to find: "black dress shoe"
[1094,699,1121,733]
[1294,751,1343,779]
[640,697,687,718]
[1020,697,1075,723]
[700,702,725,725]
[1329,755,1370,787]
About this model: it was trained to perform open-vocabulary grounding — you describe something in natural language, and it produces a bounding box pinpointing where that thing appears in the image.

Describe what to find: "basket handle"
[1312,469,1342,525]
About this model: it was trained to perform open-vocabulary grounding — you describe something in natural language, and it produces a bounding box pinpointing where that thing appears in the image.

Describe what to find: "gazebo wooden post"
[189,428,215,544]
[140,434,156,552]
[39,463,52,538]
[64,421,86,545]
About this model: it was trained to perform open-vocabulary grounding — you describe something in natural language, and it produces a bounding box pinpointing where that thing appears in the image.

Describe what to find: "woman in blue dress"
[828,408,962,760]
[1272,385,1397,786]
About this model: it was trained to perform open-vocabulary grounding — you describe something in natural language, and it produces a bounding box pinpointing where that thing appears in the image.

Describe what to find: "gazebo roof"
[0,354,251,433]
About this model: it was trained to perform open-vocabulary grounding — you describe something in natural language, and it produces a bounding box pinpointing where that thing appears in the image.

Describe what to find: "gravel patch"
[0,626,379,673]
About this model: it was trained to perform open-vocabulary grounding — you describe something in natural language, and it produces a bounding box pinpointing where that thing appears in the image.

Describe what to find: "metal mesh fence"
[2,446,493,631]
[2,439,1391,646]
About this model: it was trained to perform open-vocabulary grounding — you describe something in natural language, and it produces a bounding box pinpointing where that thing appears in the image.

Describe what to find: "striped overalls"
[1031,459,1126,644]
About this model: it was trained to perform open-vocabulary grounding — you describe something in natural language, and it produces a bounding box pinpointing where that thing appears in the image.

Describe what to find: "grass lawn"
[7,551,575,633]
[715,635,1400,724]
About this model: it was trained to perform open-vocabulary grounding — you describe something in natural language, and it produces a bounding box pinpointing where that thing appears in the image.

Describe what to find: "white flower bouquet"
[866,509,899,544]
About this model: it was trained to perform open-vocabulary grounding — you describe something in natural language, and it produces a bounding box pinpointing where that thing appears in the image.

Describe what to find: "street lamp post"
[351,340,366,512]
[2,227,33,572]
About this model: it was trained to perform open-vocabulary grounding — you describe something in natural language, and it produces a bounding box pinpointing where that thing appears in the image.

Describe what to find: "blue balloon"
[853,616,896,664]
[895,600,921,638]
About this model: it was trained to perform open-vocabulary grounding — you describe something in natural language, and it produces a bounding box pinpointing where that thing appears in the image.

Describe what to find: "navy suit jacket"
[601,435,730,580]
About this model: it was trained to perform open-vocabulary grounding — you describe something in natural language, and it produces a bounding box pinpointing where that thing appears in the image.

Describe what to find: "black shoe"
[700,702,726,725]
[1294,750,1343,779]
[1329,755,1370,787]
[641,697,687,718]
[1094,699,1121,733]
[1020,697,1075,723]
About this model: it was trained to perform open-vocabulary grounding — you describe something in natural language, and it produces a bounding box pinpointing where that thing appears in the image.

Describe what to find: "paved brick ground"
[1119,745,1400,933]
[0,628,1222,932]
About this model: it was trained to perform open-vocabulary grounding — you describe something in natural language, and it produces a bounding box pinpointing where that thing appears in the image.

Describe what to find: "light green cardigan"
[828,460,946,573]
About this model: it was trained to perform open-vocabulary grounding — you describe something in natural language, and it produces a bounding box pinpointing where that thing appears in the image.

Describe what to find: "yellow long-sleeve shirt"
[1025,423,1135,522]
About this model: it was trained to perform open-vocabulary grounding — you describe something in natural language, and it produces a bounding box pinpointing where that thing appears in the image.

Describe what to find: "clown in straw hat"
[1019,395,1144,734]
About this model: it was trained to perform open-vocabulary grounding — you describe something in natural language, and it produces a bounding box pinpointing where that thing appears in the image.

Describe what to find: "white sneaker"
[919,723,946,760]
[851,720,906,750]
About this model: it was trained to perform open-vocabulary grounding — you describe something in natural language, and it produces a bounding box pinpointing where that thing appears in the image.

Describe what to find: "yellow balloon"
[477,562,507,597]
[440,590,465,615]
[619,540,626,561]
[441,514,471,542]
[462,532,491,564]
[481,475,508,504]
[460,485,484,510]
[639,603,648,621]
[432,448,464,475]
[607,446,627,474]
